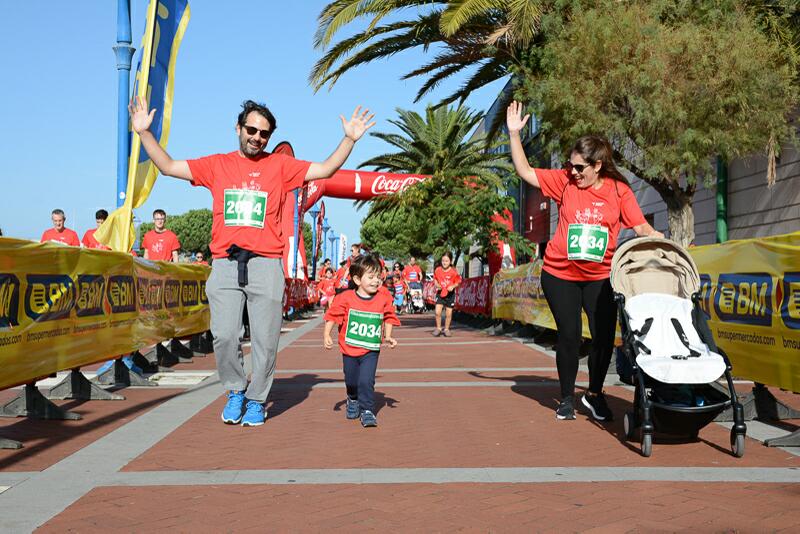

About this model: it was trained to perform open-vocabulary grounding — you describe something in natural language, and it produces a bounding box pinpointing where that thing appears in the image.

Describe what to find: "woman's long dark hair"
[571,136,629,186]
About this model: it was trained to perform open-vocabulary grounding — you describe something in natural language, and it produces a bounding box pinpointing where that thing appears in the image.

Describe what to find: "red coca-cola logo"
[456,277,490,310]
[370,175,425,196]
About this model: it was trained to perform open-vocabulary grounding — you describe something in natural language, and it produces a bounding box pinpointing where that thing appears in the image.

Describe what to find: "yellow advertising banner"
[0,238,209,391]
[491,232,800,392]
[492,260,591,338]
[690,232,800,393]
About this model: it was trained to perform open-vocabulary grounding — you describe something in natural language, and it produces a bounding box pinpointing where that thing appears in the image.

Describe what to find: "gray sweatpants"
[206,257,284,403]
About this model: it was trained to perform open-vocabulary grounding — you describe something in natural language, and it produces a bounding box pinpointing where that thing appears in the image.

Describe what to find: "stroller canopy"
[611,237,700,301]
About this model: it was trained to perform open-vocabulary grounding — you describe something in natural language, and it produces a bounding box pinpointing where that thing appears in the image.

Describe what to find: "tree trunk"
[666,199,695,248]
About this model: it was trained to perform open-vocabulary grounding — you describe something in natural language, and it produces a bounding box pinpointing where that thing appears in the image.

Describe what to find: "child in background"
[392,263,407,314]
[317,267,337,308]
[324,254,400,427]
[432,252,462,337]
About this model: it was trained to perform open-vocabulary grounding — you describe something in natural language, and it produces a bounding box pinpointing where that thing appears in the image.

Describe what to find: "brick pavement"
[0,311,798,532]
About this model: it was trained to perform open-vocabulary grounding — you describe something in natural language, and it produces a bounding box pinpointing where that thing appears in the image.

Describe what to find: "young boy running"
[324,254,399,427]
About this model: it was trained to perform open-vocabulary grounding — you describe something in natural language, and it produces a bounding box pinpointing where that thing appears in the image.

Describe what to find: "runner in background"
[142,209,180,261]
[82,209,111,250]
[392,263,407,314]
[318,267,336,308]
[324,254,399,427]
[41,209,80,246]
[432,252,461,337]
[193,251,209,265]
[318,258,332,281]
[130,96,374,427]
[334,260,350,294]
[402,256,423,286]
[506,100,663,422]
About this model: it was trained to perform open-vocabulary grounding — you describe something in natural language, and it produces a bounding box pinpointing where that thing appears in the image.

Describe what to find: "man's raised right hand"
[129,95,156,134]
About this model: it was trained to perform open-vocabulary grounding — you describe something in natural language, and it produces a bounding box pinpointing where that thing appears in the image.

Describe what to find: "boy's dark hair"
[325,267,334,274]
[441,251,453,261]
[349,253,383,282]
[238,100,277,133]
[95,209,108,221]
[153,209,166,218]
[51,209,65,217]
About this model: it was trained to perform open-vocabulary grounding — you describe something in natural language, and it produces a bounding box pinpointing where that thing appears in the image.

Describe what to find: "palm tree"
[357,104,530,262]
[310,1,547,110]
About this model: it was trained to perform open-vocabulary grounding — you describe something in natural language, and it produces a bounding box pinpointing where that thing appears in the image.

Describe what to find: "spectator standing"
[142,209,180,261]
[41,209,80,246]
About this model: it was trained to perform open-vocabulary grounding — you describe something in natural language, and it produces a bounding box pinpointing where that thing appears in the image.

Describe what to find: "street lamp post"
[321,218,331,263]
[308,207,320,280]
[329,234,338,265]
[114,0,135,207]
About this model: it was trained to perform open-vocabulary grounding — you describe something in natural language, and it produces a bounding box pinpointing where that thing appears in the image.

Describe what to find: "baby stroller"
[610,237,746,457]
[407,282,425,314]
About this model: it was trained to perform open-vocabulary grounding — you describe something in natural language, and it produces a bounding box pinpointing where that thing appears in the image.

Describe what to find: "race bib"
[567,223,609,263]
[223,189,268,228]
[344,309,383,350]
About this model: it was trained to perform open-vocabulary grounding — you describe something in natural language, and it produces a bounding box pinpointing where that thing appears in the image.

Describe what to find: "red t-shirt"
[334,266,350,288]
[318,278,336,297]
[187,151,310,259]
[324,289,400,357]
[142,229,181,261]
[403,265,423,283]
[82,228,110,250]
[537,168,646,281]
[41,228,80,246]
[434,266,462,296]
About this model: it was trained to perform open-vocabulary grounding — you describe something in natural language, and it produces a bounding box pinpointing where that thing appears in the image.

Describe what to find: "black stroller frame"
[615,291,747,457]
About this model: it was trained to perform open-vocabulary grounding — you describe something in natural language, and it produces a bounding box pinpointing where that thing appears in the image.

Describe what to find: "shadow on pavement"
[266,373,342,420]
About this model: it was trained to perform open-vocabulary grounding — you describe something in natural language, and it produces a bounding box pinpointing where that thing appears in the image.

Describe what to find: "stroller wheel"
[623,412,637,440]
[641,433,653,457]
[731,431,745,458]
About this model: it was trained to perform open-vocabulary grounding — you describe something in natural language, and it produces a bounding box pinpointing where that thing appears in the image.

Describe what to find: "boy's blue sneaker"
[241,400,266,427]
[360,410,377,427]
[346,398,360,419]
[221,390,245,424]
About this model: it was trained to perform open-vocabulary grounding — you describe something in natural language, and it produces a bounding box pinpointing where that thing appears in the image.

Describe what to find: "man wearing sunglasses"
[129,96,375,428]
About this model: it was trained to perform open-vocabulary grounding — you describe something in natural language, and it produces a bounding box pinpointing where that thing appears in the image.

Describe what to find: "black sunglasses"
[242,124,271,138]
[566,161,593,173]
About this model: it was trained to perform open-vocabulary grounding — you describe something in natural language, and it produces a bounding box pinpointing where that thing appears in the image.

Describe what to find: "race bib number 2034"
[223,189,268,228]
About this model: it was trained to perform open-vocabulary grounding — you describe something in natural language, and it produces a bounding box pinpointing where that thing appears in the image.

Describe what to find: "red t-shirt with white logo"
[434,266,462,296]
[537,168,646,281]
[318,278,336,298]
[324,289,400,357]
[41,228,80,246]
[403,265,423,283]
[188,151,310,259]
[142,229,181,261]
[82,228,110,250]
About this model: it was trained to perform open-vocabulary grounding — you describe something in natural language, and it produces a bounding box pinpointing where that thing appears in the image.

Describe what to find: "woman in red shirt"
[432,252,462,337]
[507,101,663,422]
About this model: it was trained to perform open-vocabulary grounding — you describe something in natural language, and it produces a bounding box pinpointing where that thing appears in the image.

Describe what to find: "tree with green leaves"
[516,1,797,245]
[138,208,212,256]
[359,104,529,263]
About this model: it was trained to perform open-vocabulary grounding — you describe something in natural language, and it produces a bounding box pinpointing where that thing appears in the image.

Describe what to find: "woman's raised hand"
[506,101,530,134]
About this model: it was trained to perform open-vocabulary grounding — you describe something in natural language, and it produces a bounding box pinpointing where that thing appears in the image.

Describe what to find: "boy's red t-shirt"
[324,289,400,357]
[536,169,646,281]
[434,266,462,296]
[41,228,80,247]
[141,229,180,261]
[187,151,311,259]
[82,228,110,250]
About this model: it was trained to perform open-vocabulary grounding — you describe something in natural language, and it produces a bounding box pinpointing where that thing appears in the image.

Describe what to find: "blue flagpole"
[114,0,135,207]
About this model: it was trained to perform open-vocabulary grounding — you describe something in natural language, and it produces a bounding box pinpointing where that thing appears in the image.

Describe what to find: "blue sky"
[0,1,507,254]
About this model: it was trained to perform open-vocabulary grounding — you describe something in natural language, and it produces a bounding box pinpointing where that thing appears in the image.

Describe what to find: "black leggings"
[540,269,617,399]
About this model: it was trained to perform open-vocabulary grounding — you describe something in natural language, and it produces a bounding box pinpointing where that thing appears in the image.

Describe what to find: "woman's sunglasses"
[566,161,593,173]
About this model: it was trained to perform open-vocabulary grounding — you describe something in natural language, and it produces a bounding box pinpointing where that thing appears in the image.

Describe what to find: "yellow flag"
[96,0,190,252]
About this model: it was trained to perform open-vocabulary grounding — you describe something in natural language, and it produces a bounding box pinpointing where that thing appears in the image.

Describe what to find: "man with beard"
[129,96,374,427]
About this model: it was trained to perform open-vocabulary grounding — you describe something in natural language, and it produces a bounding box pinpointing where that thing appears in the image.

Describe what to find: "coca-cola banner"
[283,278,311,312]
[455,276,492,316]
[423,280,437,305]
[304,170,429,209]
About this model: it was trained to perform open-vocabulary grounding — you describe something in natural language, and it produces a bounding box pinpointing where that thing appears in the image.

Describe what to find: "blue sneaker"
[221,390,245,424]
[346,398,360,419]
[241,400,266,427]
[360,410,377,427]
